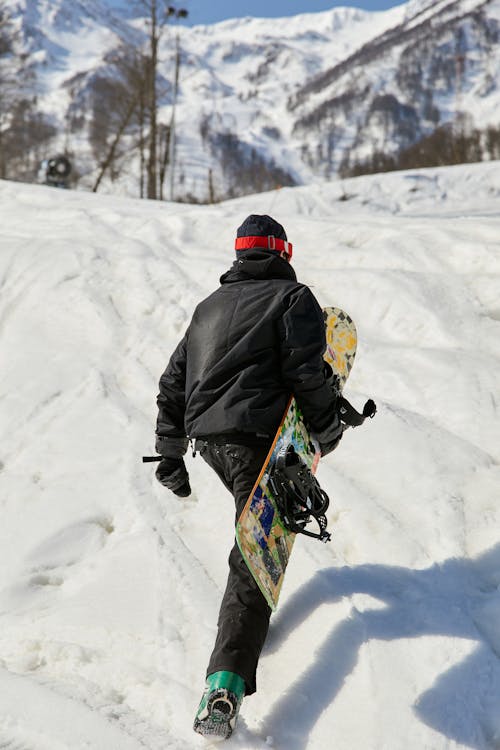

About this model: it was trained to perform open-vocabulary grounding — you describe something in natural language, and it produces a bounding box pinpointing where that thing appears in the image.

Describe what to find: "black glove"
[313,412,344,457]
[324,361,342,398]
[155,457,191,497]
[319,430,344,457]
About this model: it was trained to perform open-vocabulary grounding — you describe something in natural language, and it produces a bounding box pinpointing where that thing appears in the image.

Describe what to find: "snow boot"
[193,671,245,739]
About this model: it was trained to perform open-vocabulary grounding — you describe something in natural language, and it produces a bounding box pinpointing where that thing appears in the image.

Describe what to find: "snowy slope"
[0,161,500,749]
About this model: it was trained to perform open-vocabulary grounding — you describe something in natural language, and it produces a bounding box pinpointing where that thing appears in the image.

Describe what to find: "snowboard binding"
[270,445,331,543]
[193,671,245,740]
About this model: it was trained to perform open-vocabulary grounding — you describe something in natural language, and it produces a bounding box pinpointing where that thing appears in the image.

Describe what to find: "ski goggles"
[235,235,293,260]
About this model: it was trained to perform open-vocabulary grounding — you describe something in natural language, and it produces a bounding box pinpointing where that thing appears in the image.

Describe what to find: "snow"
[0,159,500,749]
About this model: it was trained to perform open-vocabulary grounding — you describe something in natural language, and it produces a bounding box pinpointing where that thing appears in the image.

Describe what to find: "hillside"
[291,0,500,174]
[5,0,500,200]
[0,160,499,748]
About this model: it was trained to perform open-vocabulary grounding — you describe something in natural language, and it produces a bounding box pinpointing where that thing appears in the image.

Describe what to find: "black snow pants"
[196,440,272,695]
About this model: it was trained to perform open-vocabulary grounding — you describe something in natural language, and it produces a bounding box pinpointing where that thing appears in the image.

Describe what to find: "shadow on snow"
[262,543,500,750]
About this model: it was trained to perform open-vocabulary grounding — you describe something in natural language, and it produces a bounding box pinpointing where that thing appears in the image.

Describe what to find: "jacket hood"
[220,249,297,284]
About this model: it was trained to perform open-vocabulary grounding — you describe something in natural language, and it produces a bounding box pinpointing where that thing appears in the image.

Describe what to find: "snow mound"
[0,161,499,749]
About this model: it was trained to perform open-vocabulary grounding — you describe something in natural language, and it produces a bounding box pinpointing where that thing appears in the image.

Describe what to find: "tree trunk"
[139,89,145,198]
[159,124,171,200]
[146,0,158,199]
[92,97,137,193]
[167,33,181,201]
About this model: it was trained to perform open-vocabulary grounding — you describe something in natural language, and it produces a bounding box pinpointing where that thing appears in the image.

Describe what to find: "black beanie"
[235,214,293,259]
[236,214,287,241]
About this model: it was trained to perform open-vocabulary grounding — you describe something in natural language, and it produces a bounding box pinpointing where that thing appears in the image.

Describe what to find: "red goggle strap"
[235,235,293,259]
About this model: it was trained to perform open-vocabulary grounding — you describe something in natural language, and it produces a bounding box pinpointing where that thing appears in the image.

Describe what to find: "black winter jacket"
[156,250,338,454]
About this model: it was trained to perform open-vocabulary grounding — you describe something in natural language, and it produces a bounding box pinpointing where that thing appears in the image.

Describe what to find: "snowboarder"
[153,214,343,737]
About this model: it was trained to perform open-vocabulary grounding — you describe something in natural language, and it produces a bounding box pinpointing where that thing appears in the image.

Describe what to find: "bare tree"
[0,1,16,178]
[137,1,187,199]
[161,30,181,200]
[90,3,187,198]
[0,3,55,182]
[90,46,149,192]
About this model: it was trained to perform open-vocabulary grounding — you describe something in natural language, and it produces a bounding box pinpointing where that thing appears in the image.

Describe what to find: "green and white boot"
[193,671,245,740]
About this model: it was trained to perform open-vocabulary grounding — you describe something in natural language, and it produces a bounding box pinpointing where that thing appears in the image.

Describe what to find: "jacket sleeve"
[278,286,338,435]
[155,328,189,458]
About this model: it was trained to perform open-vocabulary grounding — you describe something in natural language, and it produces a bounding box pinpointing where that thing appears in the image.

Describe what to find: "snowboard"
[235,306,357,611]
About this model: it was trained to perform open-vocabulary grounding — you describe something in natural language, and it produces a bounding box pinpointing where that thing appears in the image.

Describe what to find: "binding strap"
[270,445,331,543]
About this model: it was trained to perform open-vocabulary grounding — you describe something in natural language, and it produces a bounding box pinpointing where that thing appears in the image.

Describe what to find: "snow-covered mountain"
[7,0,500,199]
[1,159,500,749]
[13,0,139,65]
[291,0,500,174]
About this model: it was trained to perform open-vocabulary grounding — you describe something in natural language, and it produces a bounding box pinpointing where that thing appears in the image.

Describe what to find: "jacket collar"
[220,250,297,284]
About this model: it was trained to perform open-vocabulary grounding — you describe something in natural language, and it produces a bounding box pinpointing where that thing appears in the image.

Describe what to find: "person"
[154,214,343,737]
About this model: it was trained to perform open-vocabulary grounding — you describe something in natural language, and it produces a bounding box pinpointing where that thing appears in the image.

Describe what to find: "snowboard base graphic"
[235,307,357,610]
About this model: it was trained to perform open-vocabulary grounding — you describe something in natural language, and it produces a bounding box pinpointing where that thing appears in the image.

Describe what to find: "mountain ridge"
[4,0,500,200]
